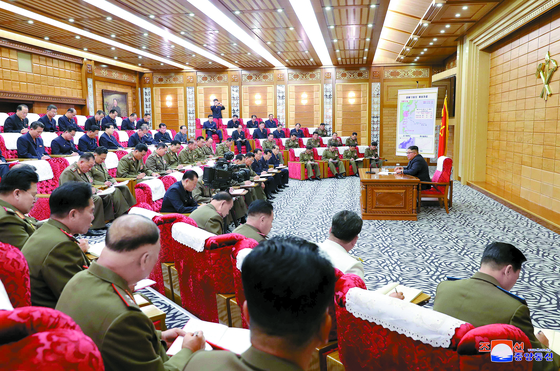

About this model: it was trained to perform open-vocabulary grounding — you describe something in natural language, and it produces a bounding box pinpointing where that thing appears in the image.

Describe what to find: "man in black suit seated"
[245,114,259,128]
[16,122,50,160]
[252,149,278,196]
[84,110,104,132]
[51,128,82,156]
[290,123,304,138]
[174,125,188,143]
[161,170,199,213]
[264,114,277,128]
[202,114,222,142]
[272,123,285,139]
[38,104,58,132]
[99,124,123,150]
[231,125,251,154]
[227,115,242,128]
[395,145,431,189]
[78,125,99,153]
[58,108,83,132]
[101,109,118,130]
[120,113,137,131]
[252,122,268,139]
[4,104,29,134]
[136,113,151,129]
[154,123,172,143]
[128,126,153,147]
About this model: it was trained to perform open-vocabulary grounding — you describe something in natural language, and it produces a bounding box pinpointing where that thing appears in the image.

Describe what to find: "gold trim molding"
[0,91,86,105]
[0,38,83,64]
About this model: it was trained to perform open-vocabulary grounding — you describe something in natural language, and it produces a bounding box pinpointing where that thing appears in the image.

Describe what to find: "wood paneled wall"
[335,83,368,143]
[242,85,273,119]
[95,81,136,118]
[0,47,82,99]
[487,6,560,211]
[197,86,228,119]
[288,84,321,127]
[153,87,183,132]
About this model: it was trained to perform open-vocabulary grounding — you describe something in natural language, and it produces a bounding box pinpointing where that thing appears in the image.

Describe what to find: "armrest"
[36,194,51,198]
[50,155,74,158]
[419,181,449,185]
[6,158,36,162]
[159,212,190,216]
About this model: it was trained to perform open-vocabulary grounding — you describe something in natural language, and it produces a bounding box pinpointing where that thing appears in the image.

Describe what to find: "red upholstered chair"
[288,148,317,180]
[161,174,178,190]
[149,213,197,295]
[302,127,311,137]
[230,238,260,328]
[134,182,163,212]
[0,134,19,159]
[420,156,453,213]
[28,158,69,220]
[0,307,104,370]
[0,242,31,308]
[173,232,247,322]
[115,150,129,160]
[334,273,531,371]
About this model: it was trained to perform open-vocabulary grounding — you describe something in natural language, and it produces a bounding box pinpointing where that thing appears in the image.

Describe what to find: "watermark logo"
[490,340,513,362]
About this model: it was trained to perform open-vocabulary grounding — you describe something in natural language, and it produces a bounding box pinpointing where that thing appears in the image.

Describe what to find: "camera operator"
[210,98,225,119]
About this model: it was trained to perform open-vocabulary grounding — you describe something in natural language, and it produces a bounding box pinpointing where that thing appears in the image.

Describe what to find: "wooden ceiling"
[0,0,506,71]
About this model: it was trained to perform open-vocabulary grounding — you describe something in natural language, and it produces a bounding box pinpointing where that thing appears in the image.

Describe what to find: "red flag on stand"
[438,95,448,158]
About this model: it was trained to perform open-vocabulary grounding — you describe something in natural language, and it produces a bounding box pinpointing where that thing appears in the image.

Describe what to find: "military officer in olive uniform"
[117,144,156,182]
[299,146,321,181]
[232,200,273,242]
[345,132,359,146]
[317,123,328,137]
[262,133,277,151]
[308,132,322,148]
[322,145,346,179]
[204,138,215,156]
[56,216,204,371]
[145,143,173,176]
[189,192,234,235]
[328,132,341,147]
[434,242,560,371]
[178,140,197,165]
[0,166,39,249]
[60,153,123,230]
[22,182,93,308]
[92,147,136,208]
[216,138,234,157]
[164,140,184,169]
[284,134,300,149]
[364,141,382,168]
[343,144,360,177]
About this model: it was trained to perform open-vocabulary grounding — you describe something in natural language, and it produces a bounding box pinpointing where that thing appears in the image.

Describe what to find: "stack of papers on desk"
[374,282,423,303]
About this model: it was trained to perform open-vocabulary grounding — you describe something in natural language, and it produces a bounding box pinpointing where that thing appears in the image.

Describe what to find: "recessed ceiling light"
[363,56,367,59]
[180,31,185,35]
[289,27,294,30]
[420,52,424,54]
[277,8,283,12]
[267,41,271,44]
[232,43,237,46]
[310,58,313,61]
[166,55,170,57]
[333,39,338,42]
[365,48,368,51]
[424,48,428,51]
[433,38,437,41]
[305,50,308,53]
[298,40,303,43]
[329,25,334,29]
[160,63,164,65]
[337,57,341,60]
[44,36,49,40]
[258,59,262,62]
[462,6,468,10]
[209,61,212,64]
[143,33,148,36]
[203,43,207,46]
[445,24,450,28]
[148,14,155,19]
[234,10,240,14]
[440,30,445,33]
[413,37,418,40]
[75,35,80,39]
[406,47,410,50]
[100,64,107,67]
[142,46,147,49]
[277,51,281,54]
[186,62,189,64]
[192,54,195,57]
[367,24,373,27]
[83,48,87,51]
[114,56,118,59]
[110,34,115,38]
[325,6,331,10]
[138,56,142,59]
[423,23,428,27]
[189,13,194,17]
[370,4,376,8]
[336,49,340,52]
[455,13,461,17]
[436,3,443,7]
[220,53,224,56]
[106,16,112,21]
[366,38,370,41]
[285,59,289,61]
[171,45,175,48]
[429,42,433,45]
[400,56,404,59]
[27,20,33,24]
[68,18,74,22]
[247,52,251,55]
[234,61,238,63]
[214,30,218,33]
[138,63,141,66]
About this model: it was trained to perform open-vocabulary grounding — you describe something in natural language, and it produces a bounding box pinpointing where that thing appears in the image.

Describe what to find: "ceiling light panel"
[289,0,332,66]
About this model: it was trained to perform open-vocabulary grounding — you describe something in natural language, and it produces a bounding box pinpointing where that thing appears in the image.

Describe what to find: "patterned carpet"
[87,174,560,331]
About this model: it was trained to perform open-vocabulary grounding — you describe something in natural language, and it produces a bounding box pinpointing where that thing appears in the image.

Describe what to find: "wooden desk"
[359,168,419,221]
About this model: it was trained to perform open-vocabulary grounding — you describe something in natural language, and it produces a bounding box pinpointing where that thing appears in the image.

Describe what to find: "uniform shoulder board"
[2,206,15,214]
[496,286,527,305]
[446,276,463,281]
[112,283,136,307]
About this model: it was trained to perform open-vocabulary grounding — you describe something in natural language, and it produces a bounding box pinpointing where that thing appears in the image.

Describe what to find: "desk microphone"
[366,158,386,174]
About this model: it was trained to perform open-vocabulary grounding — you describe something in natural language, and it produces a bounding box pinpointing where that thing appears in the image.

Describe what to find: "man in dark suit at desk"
[266,148,288,188]
[101,109,118,130]
[290,123,304,138]
[84,110,104,132]
[252,122,268,140]
[58,108,83,132]
[99,124,123,150]
[210,98,225,119]
[272,123,285,139]
[4,104,29,133]
[135,113,151,129]
[264,114,277,128]
[245,115,259,128]
[227,115,242,128]
[161,170,199,213]
[17,122,50,160]
[252,149,278,195]
[120,113,137,131]
[154,123,172,143]
[202,114,222,142]
[38,105,58,132]
[78,126,99,153]
[231,126,251,154]
[51,128,82,156]
[128,126,152,147]
[394,145,431,189]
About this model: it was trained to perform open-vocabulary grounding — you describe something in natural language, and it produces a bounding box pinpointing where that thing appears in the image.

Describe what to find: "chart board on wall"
[396,88,438,158]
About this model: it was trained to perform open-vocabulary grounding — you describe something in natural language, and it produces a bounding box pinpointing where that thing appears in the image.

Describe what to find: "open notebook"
[534,328,560,355]
[167,318,251,356]
[374,282,423,303]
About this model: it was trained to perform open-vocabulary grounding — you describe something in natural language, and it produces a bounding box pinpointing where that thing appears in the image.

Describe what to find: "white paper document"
[374,282,423,303]
[88,242,105,257]
[97,187,116,196]
[134,279,157,291]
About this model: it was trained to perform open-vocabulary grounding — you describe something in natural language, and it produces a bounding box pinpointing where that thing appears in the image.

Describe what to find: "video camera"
[202,152,251,190]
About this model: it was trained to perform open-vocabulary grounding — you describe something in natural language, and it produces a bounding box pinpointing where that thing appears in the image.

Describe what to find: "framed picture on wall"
[102,90,128,117]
